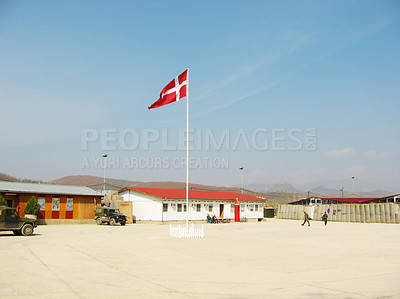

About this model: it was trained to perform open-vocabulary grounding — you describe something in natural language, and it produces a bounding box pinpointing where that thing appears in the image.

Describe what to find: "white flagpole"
[186,67,189,229]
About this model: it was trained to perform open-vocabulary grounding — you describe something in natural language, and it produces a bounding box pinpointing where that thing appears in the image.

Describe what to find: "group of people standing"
[301,211,328,226]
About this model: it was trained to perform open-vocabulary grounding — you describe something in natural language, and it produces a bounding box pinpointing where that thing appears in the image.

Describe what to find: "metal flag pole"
[186,67,190,229]
[102,154,108,195]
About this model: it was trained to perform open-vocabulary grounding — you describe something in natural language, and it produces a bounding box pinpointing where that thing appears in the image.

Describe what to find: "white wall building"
[118,187,266,222]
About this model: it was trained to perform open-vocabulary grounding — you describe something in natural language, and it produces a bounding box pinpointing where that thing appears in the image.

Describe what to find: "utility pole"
[103,154,108,195]
[239,167,244,194]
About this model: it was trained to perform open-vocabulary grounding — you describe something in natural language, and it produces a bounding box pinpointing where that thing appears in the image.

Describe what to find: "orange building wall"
[15,193,100,219]
[59,196,66,219]
[45,195,52,219]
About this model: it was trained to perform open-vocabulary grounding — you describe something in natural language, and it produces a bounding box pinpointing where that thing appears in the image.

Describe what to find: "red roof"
[290,194,399,204]
[317,197,380,203]
[122,187,265,201]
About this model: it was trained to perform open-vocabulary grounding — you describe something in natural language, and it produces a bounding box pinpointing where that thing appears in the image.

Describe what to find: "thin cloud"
[194,54,280,104]
[193,31,316,112]
[326,148,354,157]
[365,150,377,158]
[196,83,278,117]
[379,151,393,159]
[365,150,393,159]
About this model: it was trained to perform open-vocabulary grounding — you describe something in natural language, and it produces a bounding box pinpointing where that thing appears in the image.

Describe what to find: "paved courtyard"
[1,219,399,298]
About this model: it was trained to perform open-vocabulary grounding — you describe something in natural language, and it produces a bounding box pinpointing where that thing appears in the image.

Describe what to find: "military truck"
[95,206,127,225]
[0,205,37,236]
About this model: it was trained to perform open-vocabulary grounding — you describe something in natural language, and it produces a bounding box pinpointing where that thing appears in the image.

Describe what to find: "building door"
[4,194,18,208]
[220,204,224,218]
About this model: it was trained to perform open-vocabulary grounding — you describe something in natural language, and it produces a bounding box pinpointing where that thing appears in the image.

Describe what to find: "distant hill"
[0,172,16,181]
[237,183,268,193]
[1,172,395,202]
[308,186,393,198]
[50,175,142,191]
[297,179,394,194]
[0,172,44,184]
[51,175,269,195]
[233,182,300,193]
[266,182,300,193]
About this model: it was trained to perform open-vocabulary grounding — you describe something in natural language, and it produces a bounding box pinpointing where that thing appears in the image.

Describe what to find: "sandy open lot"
[1,219,399,298]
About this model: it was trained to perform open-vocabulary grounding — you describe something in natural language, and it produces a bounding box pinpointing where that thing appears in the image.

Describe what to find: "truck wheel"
[120,221,126,226]
[13,230,22,236]
[110,218,116,226]
[21,224,34,236]
[96,218,102,225]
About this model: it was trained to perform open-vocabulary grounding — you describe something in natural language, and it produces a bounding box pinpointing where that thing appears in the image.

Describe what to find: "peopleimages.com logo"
[81,128,317,152]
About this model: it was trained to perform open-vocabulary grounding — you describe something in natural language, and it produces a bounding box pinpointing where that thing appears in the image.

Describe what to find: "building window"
[177,203,182,212]
[184,204,187,212]
[208,204,213,212]
[38,198,46,210]
[52,198,60,211]
[163,203,168,212]
[240,204,245,212]
[255,204,259,212]
[249,204,254,212]
[196,204,201,212]
[66,198,73,211]
[231,204,234,213]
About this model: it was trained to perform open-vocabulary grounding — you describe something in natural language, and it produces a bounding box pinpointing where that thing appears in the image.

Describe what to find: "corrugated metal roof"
[121,187,265,201]
[0,181,103,197]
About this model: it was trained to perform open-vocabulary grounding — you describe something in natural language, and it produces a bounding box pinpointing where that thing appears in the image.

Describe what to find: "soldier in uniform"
[301,211,310,226]
[322,211,328,226]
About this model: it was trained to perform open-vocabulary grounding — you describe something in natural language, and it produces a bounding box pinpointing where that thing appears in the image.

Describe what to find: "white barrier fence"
[169,224,205,238]
[277,203,400,224]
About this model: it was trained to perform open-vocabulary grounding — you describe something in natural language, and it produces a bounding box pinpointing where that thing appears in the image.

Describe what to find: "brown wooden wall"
[16,193,101,219]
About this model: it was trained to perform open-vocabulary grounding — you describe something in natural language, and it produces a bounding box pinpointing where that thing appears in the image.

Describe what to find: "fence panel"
[277,203,400,224]
[169,224,204,239]
[364,205,370,223]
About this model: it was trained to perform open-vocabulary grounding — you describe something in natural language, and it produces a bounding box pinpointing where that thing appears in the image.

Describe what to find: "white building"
[118,187,266,222]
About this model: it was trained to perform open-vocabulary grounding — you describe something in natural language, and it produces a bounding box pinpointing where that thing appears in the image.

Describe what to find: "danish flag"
[148,69,188,109]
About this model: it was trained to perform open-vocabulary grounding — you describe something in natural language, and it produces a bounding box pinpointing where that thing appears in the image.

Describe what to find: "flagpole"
[186,67,189,229]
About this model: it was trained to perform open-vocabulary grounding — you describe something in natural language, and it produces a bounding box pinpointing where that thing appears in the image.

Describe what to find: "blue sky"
[0,0,399,191]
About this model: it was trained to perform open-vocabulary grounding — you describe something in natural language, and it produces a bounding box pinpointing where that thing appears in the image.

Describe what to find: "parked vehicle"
[0,205,37,236]
[95,206,127,226]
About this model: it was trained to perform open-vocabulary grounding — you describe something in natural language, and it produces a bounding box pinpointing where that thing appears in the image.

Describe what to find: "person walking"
[322,211,328,226]
[301,211,310,226]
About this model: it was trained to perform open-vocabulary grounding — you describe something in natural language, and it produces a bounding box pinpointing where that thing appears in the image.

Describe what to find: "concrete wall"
[277,203,400,224]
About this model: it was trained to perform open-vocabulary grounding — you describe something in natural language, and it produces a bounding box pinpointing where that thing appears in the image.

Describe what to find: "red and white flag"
[148,69,188,109]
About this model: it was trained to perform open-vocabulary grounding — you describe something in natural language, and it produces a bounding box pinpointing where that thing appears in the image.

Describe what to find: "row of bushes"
[0,195,41,215]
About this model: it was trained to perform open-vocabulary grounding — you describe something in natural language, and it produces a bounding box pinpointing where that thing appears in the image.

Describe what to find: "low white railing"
[169,223,204,238]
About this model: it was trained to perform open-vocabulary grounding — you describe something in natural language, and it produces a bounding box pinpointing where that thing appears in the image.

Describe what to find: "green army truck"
[0,205,37,236]
[95,206,127,226]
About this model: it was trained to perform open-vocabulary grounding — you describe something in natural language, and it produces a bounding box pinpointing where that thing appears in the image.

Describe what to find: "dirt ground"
[1,219,399,298]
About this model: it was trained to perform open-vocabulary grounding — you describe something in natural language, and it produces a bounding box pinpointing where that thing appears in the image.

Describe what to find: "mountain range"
[0,172,396,198]
[233,179,395,197]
